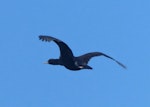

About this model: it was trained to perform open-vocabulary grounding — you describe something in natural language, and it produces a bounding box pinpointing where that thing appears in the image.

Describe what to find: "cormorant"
[39,35,126,70]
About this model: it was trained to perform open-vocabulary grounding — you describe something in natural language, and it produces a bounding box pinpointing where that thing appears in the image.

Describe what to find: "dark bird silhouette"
[39,35,126,70]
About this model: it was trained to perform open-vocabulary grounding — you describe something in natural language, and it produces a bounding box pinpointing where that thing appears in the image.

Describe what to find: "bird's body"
[39,35,126,70]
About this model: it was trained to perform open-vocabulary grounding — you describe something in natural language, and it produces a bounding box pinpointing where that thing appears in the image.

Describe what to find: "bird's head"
[44,59,61,65]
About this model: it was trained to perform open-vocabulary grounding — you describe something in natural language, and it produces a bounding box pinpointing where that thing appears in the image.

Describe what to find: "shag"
[39,35,126,70]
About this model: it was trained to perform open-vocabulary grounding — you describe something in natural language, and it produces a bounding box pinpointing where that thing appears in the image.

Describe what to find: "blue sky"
[0,0,150,107]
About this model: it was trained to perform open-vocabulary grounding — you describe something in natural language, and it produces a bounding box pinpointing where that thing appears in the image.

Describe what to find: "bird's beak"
[43,61,48,64]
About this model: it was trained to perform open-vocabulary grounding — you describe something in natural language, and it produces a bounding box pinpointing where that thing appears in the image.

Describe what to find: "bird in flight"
[39,35,126,70]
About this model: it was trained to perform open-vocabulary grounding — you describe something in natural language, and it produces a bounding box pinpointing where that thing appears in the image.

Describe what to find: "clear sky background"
[0,0,150,107]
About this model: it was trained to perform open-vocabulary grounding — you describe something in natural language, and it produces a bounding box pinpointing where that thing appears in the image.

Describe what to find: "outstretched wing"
[77,52,126,69]
[39,35,74,59]
[76,52,101,64]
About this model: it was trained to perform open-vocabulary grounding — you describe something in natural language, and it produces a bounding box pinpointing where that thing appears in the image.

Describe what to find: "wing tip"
[116,61,127,69]
[39,35,43,40]
[38,35,53,42]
